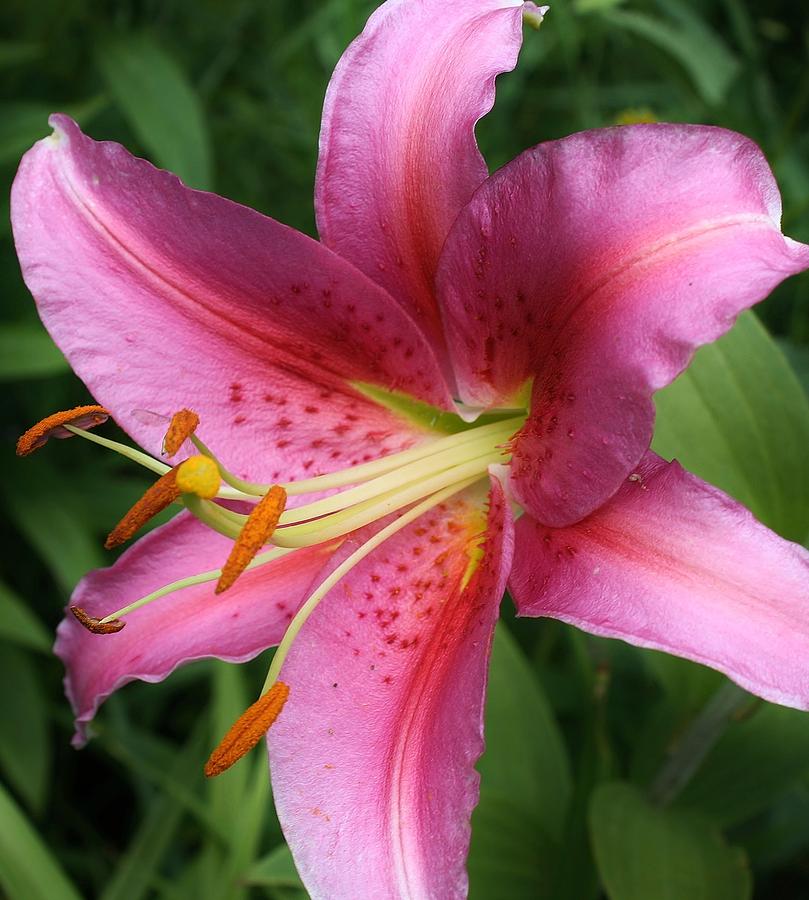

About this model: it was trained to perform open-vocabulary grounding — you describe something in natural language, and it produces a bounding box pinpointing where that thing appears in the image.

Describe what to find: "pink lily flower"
[11,0,809,896]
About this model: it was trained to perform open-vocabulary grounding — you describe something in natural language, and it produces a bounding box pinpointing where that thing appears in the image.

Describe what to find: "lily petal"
[12,115,451,482]
[269,477,514,899]
[510,453,809,710]
[437,124,809,525]
[316,0,529,366]
[56,511,338,747]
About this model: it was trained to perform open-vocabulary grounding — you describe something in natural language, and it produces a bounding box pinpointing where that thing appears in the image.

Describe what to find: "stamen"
[216,486,287,594]
[176,455,220,499]
[71,606,125,634]
[97,545,296,623]
[16,405,109,457]
[105,468,180,549]
[204,681,290,777]
[63,424,171,478]
[163,409,200,456]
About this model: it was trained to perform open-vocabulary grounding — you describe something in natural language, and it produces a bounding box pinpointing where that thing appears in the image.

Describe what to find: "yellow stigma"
[176,455,221,499]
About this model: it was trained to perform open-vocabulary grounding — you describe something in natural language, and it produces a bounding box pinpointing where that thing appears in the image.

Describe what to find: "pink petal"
[269,478,514,899]
[316,0,530,367]
[437,124,809,526]
[56,511,339,747]
[510,453,809,710]
[12,115,451,482]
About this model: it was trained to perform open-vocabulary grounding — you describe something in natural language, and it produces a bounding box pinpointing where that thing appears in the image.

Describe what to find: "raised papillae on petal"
[269,478,514,900]
[437,124,809,526]
[16,405,108,456]
[316,0,530,367]
[11,115,452,484]
[510,453,809,710]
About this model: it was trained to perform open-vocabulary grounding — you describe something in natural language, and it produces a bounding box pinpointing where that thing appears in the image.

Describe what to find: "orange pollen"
[16,405,109,457]
[216,486,287,594]
[163,409,200,456]
[105,468,181,549]
[71,606,125,634]
[204,681,290,777]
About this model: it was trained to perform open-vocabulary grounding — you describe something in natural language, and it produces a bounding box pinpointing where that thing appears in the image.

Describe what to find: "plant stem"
[649,680,754,807]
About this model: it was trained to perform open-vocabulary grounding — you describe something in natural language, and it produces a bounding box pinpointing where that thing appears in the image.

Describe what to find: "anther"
[216,486,287,594]
[105,468,181,549]
[163,409,200,456]
[71,606,125,634]
[204,681,290,777]
[16,405,109,457]
[176,455,220,499]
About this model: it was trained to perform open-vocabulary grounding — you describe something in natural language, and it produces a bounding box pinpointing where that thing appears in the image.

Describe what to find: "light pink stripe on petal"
[269,478,514,900]
[510,453,809,710]
[12,116,450,483]
[438,124,809,526]
[56,511,339,747]
[316,0,529,368]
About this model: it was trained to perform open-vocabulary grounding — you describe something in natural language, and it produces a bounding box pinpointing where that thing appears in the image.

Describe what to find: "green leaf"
[0,780,82,900]
[642,652,723,717]
[468,792,556,900]
[96,33,213,189]
[3,461,105,597]
[0,580,51,653]
[0,645,50,814]
[199,663,271,900]
[676,703,809,827]
[652,312,809,542]
[243,843,304,890]
[739,784,809,870]
[100,723,226,843]
[101,724,209,900]
[476,624,571,841]
[0,41,41,69]
[606,8,739,105]
[590,781,751,900]
[780,338,809,398]
[0,324,68,380]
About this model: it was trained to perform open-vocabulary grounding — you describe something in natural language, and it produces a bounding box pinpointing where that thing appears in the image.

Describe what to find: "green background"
[2,0,809,897]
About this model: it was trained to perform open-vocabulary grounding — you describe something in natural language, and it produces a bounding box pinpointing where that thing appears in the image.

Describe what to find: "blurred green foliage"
[1,0,809,897]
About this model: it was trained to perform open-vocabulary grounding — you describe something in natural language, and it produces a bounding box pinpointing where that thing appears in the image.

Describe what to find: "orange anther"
[16,405,109,457]
[71,606,125,634]
[216,486,287,594]
[105,468,181,549]
[163,409,200,456]
[204,682,290,777]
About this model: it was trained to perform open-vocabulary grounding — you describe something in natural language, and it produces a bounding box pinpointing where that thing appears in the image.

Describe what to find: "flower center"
[17,400,526,771]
